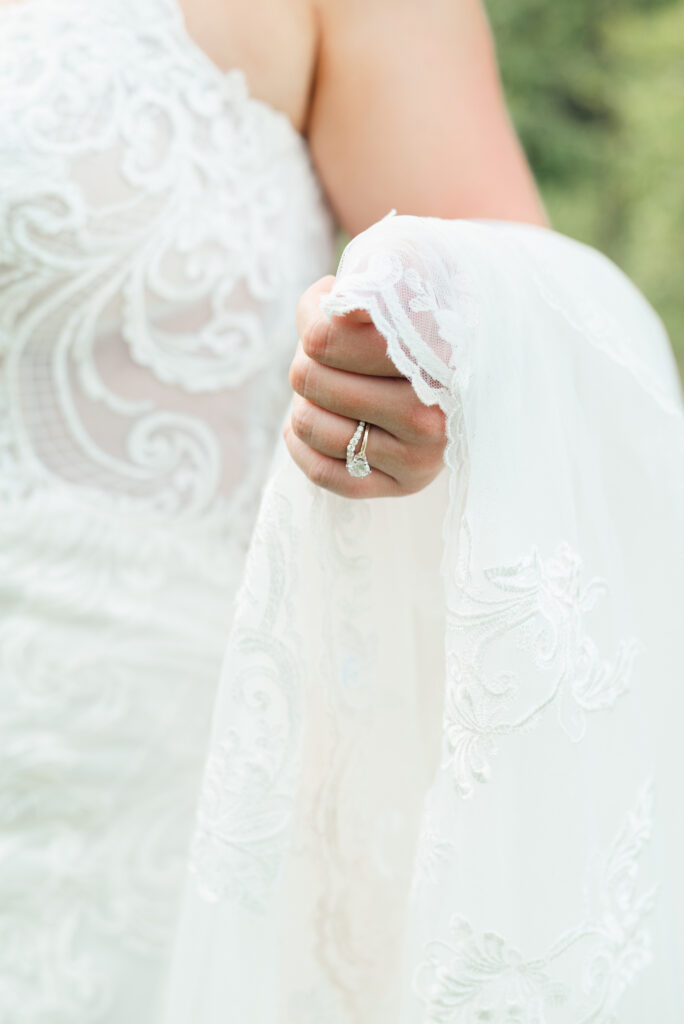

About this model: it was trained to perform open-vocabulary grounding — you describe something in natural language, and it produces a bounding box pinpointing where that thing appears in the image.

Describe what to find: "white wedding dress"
[0,1,333,1020]
[2,3,684,1024]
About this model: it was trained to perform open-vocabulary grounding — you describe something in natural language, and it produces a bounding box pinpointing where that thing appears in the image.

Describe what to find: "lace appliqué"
[0,0,334,1019]
[0,0,333,522]
[443,535,642,797]
[321,222,481,413]
[188,485,305,909]
[415,779,656,1023]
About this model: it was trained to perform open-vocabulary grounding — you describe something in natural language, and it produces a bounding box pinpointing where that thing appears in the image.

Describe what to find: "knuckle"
[288,350,313,396]
[290,401,314,444]
[403,401,433,440]
[296,275,335,328]
[301,314,332,363]
[396,442,446,493]
[405,401,446,443]
[308,457,334,490]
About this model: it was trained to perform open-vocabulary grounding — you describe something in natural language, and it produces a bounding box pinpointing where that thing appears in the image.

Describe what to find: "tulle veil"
[163,215,684,1022]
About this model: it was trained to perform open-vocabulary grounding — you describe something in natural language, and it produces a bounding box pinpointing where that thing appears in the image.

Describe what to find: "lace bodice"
[0,0,335,542]
[0,4,334,1021]
[2,5,684,1024]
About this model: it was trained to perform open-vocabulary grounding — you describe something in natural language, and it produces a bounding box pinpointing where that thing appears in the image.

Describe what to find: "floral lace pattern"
[0,1,333,1020]
[0,0,333,528]
[443,534,642,797]
[415,780,656,1023]
[2,7,682,1015]
[188,486,305,910]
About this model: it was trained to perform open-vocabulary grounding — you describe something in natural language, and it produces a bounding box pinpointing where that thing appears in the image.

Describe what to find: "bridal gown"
[0,1,334,1020]
[3,3,684,1024]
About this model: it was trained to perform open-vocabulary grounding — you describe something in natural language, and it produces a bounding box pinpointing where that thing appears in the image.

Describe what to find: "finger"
[297,279,403,378]
[283,422,401,499]
[289,394,410,480]
[289,343,445,445]
[302,313,404,378]
[295,275,336,341]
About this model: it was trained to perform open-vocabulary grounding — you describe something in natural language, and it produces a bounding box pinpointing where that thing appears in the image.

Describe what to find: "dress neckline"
[0,0,311,152]
[163,0,309,149]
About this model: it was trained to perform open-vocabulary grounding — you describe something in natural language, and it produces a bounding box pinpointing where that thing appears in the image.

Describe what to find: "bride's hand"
[284,276,446,498]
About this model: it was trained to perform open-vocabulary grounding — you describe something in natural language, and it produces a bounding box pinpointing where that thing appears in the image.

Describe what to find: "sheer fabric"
[166,216,684,1022]
[2,0,683,1020]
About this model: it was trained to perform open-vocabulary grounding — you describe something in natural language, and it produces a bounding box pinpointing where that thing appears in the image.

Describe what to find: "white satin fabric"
[165,215,684,1022]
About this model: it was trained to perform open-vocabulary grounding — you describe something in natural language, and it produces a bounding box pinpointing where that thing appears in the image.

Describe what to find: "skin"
[291,2,547,498]
[0,0,548,497]
[287,279,449,498]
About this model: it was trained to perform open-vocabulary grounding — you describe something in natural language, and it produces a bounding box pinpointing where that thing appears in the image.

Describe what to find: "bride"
[1,0,682,1021]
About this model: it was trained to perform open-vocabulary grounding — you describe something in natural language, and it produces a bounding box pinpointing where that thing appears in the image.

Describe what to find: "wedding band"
[346,420,372,478]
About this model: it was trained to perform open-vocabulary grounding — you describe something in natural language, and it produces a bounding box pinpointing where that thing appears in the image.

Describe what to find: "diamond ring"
[346,420,372,478]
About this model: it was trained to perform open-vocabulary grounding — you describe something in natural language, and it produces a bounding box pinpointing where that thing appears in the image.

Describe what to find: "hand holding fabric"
[167,214,684,1022]
[285,275,447,498]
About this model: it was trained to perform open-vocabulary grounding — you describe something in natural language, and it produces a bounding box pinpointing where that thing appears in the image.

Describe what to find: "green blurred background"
[486,0,684,379]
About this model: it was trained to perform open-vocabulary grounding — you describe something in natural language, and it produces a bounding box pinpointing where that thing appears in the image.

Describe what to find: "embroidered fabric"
[165,216,684,1022]
[2,0,684,1020]
[0,1,333,1020]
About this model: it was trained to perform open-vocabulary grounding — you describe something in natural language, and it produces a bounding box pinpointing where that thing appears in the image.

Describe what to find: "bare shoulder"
[309,0,547,234]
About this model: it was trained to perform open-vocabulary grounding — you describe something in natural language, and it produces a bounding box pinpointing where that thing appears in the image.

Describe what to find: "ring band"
[346,420,372,478]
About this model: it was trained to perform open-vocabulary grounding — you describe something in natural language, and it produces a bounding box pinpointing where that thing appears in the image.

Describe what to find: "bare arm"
[286,0,546,498]
[308,0,547,235]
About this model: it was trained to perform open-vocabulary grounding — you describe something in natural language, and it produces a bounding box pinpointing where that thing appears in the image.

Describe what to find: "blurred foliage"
[486,0,684,379]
